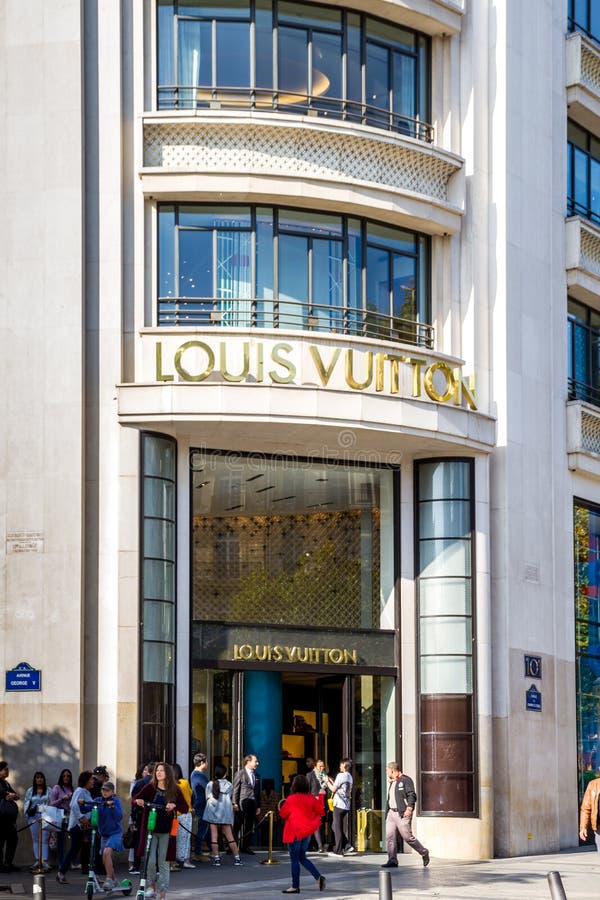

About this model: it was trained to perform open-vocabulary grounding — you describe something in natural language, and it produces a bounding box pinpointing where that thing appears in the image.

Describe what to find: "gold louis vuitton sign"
[152,338,477,409]
[233,643,358,664]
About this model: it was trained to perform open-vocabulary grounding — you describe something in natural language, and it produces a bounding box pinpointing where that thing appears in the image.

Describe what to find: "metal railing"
[158,296,434,348]
[568,376,600,407]
[156,85,434,143]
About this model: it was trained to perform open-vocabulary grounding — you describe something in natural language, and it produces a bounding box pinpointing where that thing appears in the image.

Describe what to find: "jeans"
[147,831,170,894]
[60,825,87,875]
[29,818,49,863]
[288,835,320,889]
[194,812,208,854]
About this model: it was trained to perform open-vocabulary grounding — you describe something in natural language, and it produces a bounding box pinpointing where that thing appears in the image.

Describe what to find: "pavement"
[1,847,598,899]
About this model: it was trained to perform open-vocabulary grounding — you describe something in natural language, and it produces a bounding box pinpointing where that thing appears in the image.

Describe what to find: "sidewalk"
[1,847,598,899]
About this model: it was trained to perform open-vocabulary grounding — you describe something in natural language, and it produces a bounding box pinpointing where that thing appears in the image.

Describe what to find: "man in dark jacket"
[381,762,429,868]
[190,753,209,855]
[232,755,261,854]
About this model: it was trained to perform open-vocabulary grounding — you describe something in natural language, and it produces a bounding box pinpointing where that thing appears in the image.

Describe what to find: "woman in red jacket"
[279,775,326,894]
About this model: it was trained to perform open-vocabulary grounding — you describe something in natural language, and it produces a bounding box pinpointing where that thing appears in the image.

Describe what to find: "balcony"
[142,112,464,236]
[567,399,600,476]
[567,30,600,134]
[566,215,600,305]
[157,296,434,349]
[157,87,435,143]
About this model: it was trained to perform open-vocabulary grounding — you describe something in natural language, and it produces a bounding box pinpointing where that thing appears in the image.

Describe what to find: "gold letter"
[174,340,215,382]
[423,362,455,403]
[155,342,174,382]
[385,355,403,394]
[219,341,250,382]
[402,357,427,397]
[345,350,373,390]
[375,353,385,392]
[309,346,341,386]
[453,370,477,410]
[269,344,297,384]
[256,343,264,382]
[343,649,358,665]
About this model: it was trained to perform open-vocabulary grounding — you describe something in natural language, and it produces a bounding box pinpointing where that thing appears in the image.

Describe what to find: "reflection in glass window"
[141,432,177,765]
[416,459,476,815]
[574,501,600,804]
[158,204,431,345]
[157,1,430,139]
[190,450,395,629]
[568,298,600,406]
[568,121,600,224]
[569,0,600,40]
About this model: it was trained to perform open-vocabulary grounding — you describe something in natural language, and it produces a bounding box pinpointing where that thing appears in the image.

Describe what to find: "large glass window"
[157,0,431,140]
[569,0,600,41]
[574,500,600,805]
[158,204,431,346]
[190,450,395,629]
[141,433,177,764]
[416,459,476,815]
[568,298,600,406]
[568,121,600,225]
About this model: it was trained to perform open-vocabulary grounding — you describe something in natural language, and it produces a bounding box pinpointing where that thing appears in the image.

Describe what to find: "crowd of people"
[1,754,429,897]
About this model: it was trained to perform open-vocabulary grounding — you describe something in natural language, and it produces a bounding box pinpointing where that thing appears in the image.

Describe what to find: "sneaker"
[344,846,354,853]
[318,875,326,892]
[56,873,68,884]
[422,850,430,867]
[381,860,398,868]
[145,889,156,899]
[182,861,195,869]
[72,863,82,870]
[42,863,51,872]
[211,856,221,867]
[233,856,243,866]
[128,868,140,875]
[328,851,343,857]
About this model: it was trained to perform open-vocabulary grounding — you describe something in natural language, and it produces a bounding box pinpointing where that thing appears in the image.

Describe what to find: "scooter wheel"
[122,889,132,896]
[86,883,94,900]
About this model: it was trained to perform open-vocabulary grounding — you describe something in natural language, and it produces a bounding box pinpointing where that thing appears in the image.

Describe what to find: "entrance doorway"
[191,667,394,849]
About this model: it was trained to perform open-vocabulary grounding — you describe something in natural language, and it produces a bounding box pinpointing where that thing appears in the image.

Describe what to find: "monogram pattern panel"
[581,39,600,96]
[580,223,600,278]
[582,408,600,455]
[143,122,459,203]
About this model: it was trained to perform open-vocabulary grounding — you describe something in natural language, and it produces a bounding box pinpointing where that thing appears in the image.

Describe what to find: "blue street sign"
[526,683,542,711]
[5,662,41,692]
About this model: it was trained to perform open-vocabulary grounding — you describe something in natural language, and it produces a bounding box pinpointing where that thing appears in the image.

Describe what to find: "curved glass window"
[158,203,432,346]
[157,0,431,140]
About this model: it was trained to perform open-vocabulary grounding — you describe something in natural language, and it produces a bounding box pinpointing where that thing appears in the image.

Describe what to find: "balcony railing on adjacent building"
[157,86,435,143]
[157,296,434,349]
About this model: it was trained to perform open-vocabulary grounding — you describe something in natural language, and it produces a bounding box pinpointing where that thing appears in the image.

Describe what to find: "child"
[97,782,124,891]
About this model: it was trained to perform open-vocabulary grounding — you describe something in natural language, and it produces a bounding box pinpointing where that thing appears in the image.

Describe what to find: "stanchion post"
[379,868,393,900]
[31,816,45,874]
[33,873,46,900]
[260,810,280,866]
[547,871,567,900]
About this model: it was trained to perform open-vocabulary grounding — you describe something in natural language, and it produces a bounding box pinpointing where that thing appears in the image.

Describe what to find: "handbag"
[26,801,37,817]
[122,825,137,849]
[42,805,64,830]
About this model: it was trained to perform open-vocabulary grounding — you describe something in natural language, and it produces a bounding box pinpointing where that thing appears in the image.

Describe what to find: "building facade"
[0,0,594,859]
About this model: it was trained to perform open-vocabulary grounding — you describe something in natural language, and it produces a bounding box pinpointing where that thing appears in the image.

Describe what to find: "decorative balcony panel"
[142,116,463,235]
[567,400,600,477]
[566,215,600,306]
[567,31,600,134]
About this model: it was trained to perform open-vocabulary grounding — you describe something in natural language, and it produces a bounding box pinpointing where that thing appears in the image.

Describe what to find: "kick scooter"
[135,803,160,900]
[85,800,132,900]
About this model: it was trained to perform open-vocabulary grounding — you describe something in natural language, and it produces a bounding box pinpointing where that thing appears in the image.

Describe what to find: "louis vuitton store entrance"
[188,449,399,835]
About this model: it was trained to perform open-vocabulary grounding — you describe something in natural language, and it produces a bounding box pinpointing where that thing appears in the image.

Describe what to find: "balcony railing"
[158,296,434,349]
[569,376,600,407]
[156,85,435,143]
